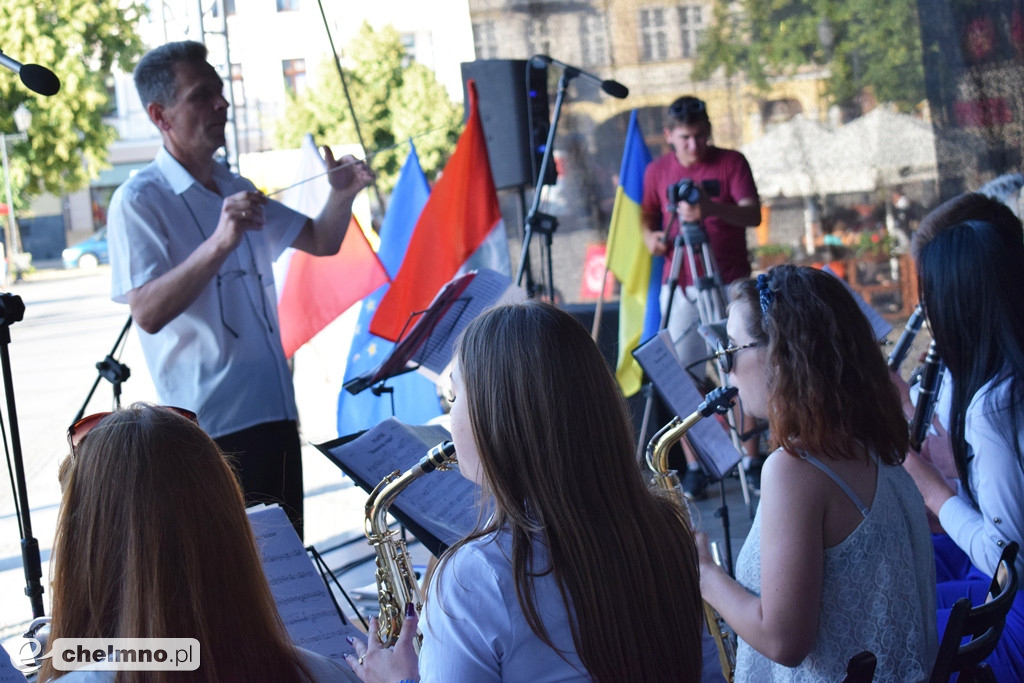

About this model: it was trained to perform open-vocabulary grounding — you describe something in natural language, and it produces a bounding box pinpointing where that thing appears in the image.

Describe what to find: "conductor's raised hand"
[323,146,375,197]
[214,190,267,250]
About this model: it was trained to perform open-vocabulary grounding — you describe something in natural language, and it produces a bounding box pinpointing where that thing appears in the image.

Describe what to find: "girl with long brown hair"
[349,300,704,682]
[41,403,355,682]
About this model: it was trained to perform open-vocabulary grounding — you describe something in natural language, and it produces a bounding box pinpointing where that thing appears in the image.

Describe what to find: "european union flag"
[337,144,443,436]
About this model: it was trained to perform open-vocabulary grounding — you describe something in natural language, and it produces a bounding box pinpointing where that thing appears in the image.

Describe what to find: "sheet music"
[247,505,362,663]
[318,418,480,551]
[346,269,524,392]
[633,331,743,480]
[415,269,523,377]
[821,265,893,340]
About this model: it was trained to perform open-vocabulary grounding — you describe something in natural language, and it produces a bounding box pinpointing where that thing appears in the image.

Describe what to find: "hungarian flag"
[370,80,504,342]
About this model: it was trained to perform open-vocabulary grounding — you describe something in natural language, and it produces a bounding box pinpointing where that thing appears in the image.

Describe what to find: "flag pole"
[315,0,387,216]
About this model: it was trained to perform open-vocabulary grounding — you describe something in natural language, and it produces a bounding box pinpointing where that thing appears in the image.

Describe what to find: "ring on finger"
[357,654,366,665]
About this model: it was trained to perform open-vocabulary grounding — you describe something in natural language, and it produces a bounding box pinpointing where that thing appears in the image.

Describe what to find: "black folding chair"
[840,650,877,682]
[929,541,1019,683]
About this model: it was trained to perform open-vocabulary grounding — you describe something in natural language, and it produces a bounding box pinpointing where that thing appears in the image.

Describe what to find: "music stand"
[315,419,480,557]
[344,269,524,396]
[634,331,743,574]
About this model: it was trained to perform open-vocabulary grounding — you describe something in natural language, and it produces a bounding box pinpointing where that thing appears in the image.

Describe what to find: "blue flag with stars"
[337,144,443,436]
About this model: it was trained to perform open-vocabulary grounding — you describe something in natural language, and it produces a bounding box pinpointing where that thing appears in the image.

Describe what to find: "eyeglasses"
[68,406,198,458]
[180,197,274,340]
[714,341,760,374]
[669,97,707,117]
[216,267,273,339]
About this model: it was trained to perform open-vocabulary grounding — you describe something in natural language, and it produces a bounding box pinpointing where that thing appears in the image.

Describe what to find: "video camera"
[666,178,721,207]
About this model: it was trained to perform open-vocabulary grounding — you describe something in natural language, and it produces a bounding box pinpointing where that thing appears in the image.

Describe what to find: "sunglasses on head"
[714,341,760,374]
[67,406,198,458]
[669,98,707,117]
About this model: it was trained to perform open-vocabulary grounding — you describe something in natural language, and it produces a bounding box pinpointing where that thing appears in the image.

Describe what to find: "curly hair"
[730,266,908,464]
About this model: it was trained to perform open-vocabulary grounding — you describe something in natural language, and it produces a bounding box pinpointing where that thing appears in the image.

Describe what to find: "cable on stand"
[514,55,629,300]
[514,69,563,300]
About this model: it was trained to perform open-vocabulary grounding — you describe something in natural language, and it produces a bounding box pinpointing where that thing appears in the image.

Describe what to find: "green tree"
[0,0,145,204]
[274,22,462,196]
[694,0,926,111]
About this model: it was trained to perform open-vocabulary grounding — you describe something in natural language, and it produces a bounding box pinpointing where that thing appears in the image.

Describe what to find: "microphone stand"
[0,293,44,617]
[514,68,573,298]
[73,316,132,423]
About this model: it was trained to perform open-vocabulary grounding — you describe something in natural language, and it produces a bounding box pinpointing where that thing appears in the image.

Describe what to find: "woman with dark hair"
[902,193,1024,680]
[41,404,356,682]
[348,300,705,682]
[697,265,936,681]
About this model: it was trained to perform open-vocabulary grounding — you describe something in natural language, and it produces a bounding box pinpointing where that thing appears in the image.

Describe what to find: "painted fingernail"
[405,602,416,617]
[345,636,354,644]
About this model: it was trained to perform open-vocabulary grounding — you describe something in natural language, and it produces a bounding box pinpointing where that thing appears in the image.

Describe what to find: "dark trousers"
[216,419,304,540]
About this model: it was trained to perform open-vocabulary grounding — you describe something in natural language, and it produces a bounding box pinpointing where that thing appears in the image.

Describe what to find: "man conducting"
[641,95,761,499]
[108,41,374,537]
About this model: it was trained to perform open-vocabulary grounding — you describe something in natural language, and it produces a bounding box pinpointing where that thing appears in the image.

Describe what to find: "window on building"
[282,58,306,95]
[580,14,609,67]
[230,63,245,107]
[639,8,668,62]
[400,32,416,68]
[529,17,551,57]
[679,5,705,59]
[104,74,118,116]
[276,0,299,11]
[472,21,498,59]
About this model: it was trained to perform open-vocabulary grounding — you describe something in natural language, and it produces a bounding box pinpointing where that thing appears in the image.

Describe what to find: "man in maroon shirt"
[641,96,762,499]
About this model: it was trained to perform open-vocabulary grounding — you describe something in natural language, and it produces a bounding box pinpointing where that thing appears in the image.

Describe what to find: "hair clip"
[756,273,773,315]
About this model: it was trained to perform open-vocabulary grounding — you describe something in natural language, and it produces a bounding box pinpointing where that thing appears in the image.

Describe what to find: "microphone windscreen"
[601,79,629,99]
[21,64,60,96]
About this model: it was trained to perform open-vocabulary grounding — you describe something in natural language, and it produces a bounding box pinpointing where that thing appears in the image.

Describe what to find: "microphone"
[530,55,628,99]
[0,50,60,96]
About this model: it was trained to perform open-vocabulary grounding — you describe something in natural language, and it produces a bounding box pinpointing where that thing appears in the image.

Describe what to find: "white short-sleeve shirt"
[107,147,307,438]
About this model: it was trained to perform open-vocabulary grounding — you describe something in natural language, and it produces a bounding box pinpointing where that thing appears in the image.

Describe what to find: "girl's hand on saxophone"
[346,605,420,683]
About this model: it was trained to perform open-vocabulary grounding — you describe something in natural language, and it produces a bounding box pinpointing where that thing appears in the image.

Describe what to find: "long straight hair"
[913,199,1024,501]
[731,266,908,464]
[42,404,310,683]
[437,301,703,682]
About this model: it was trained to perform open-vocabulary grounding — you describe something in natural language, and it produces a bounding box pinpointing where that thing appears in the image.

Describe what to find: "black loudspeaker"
[461,59,557,190]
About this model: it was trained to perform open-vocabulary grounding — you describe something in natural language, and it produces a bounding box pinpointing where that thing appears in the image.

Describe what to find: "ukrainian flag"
[606,111,662,396]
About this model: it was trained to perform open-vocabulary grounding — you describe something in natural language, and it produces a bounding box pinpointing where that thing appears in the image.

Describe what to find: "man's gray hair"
[134,40,209,108]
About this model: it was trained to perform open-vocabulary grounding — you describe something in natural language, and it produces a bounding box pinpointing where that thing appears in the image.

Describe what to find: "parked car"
[62,226,108,269]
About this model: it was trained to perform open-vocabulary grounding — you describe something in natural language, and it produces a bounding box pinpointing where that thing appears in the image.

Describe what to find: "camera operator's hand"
[642,228,668,256]
[677,196,707,224]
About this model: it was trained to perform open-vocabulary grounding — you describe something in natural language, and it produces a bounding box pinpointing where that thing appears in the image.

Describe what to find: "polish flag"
[275,135,388,358]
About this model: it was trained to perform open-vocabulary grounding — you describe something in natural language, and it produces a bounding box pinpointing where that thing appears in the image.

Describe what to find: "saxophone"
[364,440,457,650]
[646,386,739,682]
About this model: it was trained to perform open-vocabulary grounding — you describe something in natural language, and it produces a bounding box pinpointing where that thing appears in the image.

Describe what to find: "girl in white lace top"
[697,266,937,682]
